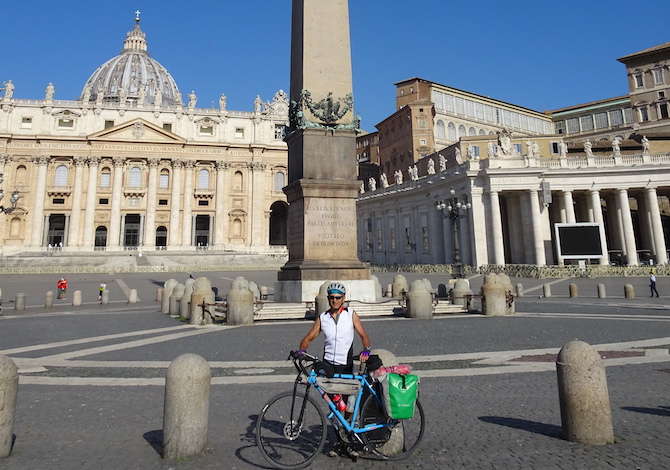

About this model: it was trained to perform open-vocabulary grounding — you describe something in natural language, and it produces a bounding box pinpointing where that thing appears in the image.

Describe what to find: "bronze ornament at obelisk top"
[275,0,373,302]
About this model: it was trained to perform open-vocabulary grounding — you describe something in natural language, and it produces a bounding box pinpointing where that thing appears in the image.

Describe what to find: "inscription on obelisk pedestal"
[276,0,371,301]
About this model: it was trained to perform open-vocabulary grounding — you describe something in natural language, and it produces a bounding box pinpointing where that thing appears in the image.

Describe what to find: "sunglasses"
[327,295,343,300]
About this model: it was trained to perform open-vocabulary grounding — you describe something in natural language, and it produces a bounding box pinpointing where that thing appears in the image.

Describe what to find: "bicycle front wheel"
[359,394,425,461]
[256,390,327,470]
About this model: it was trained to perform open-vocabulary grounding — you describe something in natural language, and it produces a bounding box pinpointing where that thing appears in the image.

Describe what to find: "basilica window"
[275,125,286,140]
[199,126,213,136]
[54,165,68,186]
[274,172,285,191]
[100,168,111,188]
[159,169,169,189]
[198,169,210,189]
[458,125,466,139]
[129,167,142,187]
[235,128,245,139]
[233,171,244,191]
[468,127,476,136]
[447,122,456,141]
[436,120,446,139]
[21,117,32,129]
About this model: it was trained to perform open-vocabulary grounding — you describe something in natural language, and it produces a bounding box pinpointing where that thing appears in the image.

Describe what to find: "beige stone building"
[357,42,670,268]
[0,17,289,256]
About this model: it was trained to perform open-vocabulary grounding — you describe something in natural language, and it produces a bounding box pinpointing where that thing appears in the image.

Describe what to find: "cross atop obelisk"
[275,0,372,302]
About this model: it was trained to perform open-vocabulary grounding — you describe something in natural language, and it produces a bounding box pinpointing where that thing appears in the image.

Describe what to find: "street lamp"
[437,187,470,277]
[0,174,20,214]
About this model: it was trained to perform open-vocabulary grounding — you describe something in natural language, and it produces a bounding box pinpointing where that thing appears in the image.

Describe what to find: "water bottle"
[333,394,346,413]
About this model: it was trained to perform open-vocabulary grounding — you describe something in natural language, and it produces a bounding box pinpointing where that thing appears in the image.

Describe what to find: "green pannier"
[383,373,419,419]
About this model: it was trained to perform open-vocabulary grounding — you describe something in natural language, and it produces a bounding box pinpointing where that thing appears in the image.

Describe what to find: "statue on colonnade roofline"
[559,141,568,158]
[642,135,649,153]
[45,82,55,101]
[612,137,621,156]
[497,128,513,156]
[380,173,389,188]
[394,169,403,185]
[427,158,435,175]
[584,139,593,158]
[368,177,376,191]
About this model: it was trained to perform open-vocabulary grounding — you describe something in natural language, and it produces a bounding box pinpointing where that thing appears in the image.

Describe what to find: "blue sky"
[3,1,668,132]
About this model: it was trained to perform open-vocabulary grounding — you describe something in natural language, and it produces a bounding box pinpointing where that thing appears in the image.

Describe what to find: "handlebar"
[288,350,319,376]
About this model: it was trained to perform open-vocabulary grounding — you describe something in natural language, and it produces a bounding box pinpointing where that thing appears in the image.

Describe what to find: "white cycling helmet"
[327,282,346,295]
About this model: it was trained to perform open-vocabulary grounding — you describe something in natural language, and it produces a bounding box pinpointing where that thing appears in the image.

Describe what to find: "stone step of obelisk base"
[254,299,467,321]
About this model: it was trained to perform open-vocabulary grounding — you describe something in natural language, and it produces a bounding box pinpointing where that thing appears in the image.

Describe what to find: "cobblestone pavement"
[0,272,669,469]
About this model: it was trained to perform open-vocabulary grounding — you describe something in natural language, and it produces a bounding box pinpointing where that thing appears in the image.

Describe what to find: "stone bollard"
[162,353,211,460]
[180,282,195,320]
[162,279,178,314]
[189,278,215,325]
[556,341,614,445]
[72,290,82,306]
[0,355,18,458]
[45,290,54,308]
[386,284,392,298]
[371,275,383,301]
[15,293,25,311]
[624,284,634,299]
[227,277,255,326]
[128,289,138,304]
[260,285,268,300]
[156,288,163,303]
[451,279,473,308]
[406,280,433,319]
[169,284,185,316]
[101,289,110,305]
[249,281,261,302]
[369,349,405,455]
[543,284,552,298]
[516,283,524,298]
[392,275,409,298]
[315,282,330,316]
[569,283,578,298]
[597,284,606,299]
[481,274,511,316]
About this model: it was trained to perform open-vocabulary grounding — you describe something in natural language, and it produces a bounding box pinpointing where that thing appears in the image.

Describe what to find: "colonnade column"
[66,156,87,248]
[563,190,576,223]
[142,158,159,248]
[29,155,50,248]
[645,187,668,265]
[213,161,227,247]
[107,156,124,249]
[168,160,183,249]
[249,162,266,246]
[529,189,546,265]
[617,188,638,266]
[81,156,100,249]
[181,160,194,248]
[489,190,505,265]
[589,189,609,265]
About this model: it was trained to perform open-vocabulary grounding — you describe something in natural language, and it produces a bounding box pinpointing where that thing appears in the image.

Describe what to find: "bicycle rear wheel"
[256,390,327,469]
[359,394,425,461]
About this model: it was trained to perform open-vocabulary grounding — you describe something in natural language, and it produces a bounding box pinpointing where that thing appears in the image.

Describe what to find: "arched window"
[469,127,476,136]
[129,166,141,187]
[198,169,209,189]
[159,169,169,189]
[479,129,486,136]
[447,122,456,141]
[436,120,446,139]
[54,165,68,186]
[100,167,111,188]
[274,171,285,191]
[233,171,243,191]
[458,125,467,139]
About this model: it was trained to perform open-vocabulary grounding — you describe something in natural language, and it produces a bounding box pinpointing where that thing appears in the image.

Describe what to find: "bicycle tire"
[359,394,425,461]
[256,390,327,470]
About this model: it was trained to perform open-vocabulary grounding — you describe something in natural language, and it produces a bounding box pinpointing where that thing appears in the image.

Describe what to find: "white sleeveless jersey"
[320,308,354,366]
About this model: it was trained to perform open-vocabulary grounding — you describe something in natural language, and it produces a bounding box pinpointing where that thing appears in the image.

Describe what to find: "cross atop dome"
[135,10,141,22]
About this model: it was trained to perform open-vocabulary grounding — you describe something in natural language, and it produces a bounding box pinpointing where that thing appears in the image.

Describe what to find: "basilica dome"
[80,15,182,106]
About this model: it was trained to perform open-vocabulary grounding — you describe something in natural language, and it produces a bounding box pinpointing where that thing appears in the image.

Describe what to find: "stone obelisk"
[275,0,372,302]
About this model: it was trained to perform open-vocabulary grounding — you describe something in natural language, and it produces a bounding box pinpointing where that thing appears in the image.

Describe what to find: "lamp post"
[437,187,470,277]
[0,174,20,214]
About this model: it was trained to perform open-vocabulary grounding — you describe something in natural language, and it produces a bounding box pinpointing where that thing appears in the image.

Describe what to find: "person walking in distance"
[98,281,107,302]
[57,277,68,300]
[650,271,659,298]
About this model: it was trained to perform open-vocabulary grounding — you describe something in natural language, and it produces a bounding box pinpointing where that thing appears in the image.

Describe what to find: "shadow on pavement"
[621,406,670,417]
[479,416,562,438]
[143,429,163,456]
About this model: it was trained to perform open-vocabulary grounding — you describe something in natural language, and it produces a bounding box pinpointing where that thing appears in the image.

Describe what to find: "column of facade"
[617,188,639,266]
[81,156,100,249]
[562,190,576,223]
[213,161,228,247]
[30,156,50,248]
[645,187,668,265]
[142,157,160,248]
[529,189,546,265]
[180,160,194,248]
[489,190,505,265]
[249,162,266,246]
[168,160,183,249]
[107,156,125,249]
[67,156,87,247]
[588,189,609,265]
[0,154,10,251]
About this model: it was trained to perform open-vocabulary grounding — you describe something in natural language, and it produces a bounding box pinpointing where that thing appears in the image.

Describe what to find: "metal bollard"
[0,355,19,458]
[162,354,210,459]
